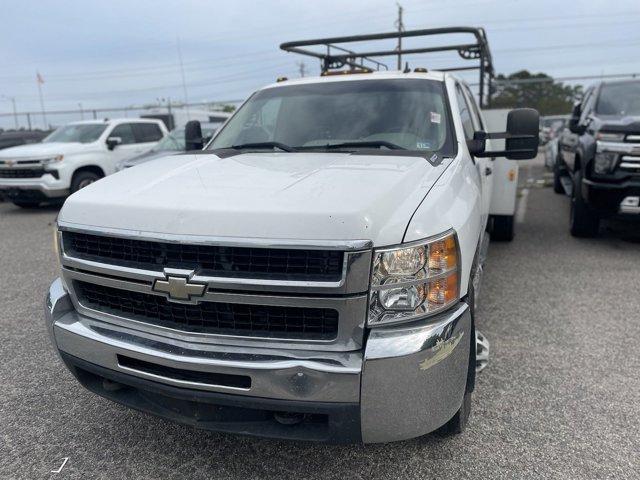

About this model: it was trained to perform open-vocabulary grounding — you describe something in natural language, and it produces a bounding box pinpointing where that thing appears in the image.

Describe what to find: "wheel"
[570,170,599,237]
[436,260,478,436]
[437,390,472,436]
[70,170,100,194]
[491,215,514,242]
[553,155,565,194]
[12,200,41,208]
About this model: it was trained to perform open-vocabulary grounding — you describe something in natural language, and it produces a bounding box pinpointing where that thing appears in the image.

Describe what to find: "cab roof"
[261,70,448,91]
[66,118,164,126]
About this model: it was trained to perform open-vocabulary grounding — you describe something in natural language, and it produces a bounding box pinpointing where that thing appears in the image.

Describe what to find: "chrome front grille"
[620,135,640,172]
[0,168,45,178]
[58,224,372,351]
[75,280,340,340]
[63,231,344,281]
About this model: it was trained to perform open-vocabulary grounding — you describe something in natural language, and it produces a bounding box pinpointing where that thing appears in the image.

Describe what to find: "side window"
[580,87,596,123]
[463,85,484,130]
[109,123,136,144]
[455,84,475,140]
[133,123,164,142]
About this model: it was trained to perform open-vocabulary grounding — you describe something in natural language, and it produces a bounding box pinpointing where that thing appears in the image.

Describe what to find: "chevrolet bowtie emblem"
[152,271,206,302]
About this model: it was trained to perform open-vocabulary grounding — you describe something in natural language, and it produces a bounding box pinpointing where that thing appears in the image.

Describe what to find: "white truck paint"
[482,108,520,217]
[46,70,538,443]
[0,118,167,207]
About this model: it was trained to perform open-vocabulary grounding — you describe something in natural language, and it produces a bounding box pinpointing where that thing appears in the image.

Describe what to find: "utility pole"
[395,2,404,71]
[36,71,47,128]
[297,61,307,78]
[176,36,190,119]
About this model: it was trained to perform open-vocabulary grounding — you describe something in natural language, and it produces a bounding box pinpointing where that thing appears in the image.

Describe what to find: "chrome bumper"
[46,278,471,443]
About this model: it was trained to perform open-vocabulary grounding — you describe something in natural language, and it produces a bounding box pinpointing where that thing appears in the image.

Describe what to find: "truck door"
[455,83,492,230]
[105,123,164,175]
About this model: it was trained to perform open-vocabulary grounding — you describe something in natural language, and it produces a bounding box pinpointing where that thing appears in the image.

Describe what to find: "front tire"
[491,215,514,242]
[70,170,100,194]
[553,155,565,194]
[437,390,472,435]
[570,170,599,237]
[436,257,478,436]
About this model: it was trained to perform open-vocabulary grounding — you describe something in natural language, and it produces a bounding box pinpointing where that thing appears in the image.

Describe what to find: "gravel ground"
[1,157,639,479]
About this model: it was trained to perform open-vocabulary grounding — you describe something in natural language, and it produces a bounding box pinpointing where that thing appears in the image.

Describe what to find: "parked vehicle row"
[116,123,219,170]
[540,115,569,170]
[554,79,640,236]
[0,119,168,207]
[0,110,231,208]
[45,27,540,444]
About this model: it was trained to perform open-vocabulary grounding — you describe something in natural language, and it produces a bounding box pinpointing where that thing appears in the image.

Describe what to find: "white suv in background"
[0,118,168,208]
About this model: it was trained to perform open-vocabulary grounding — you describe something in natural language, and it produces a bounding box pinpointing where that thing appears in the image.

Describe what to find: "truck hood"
[0,141,93,158]
[60,152,452,246]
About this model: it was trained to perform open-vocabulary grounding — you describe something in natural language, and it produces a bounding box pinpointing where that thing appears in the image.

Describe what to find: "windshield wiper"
[305,141,407,151]
[230,142,296,152]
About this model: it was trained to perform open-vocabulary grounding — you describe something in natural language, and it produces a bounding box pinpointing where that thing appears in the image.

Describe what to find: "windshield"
[153,127,216,152]
[44,124,107,143]
[208,79,454,155]
[596,81,640,116]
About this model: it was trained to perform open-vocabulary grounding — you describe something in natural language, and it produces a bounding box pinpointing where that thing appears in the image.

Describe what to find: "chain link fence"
[0,99,243,132]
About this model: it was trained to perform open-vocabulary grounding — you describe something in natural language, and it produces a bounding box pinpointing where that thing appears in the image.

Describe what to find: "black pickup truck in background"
[554,79,640,237]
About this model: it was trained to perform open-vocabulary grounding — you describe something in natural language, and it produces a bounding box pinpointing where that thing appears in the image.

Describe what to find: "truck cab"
[555,79,640,236]
[0,118,167,208]
[45,28,538,443]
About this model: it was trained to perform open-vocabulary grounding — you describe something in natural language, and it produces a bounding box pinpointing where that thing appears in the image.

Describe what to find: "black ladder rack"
[280,26,495,107]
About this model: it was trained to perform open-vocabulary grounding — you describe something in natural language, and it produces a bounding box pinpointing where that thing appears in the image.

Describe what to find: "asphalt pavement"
[1,156,639,479]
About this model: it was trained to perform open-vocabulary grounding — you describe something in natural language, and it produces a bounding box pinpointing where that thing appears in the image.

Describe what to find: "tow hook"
[475,331,490,373]
[274,411,305,425]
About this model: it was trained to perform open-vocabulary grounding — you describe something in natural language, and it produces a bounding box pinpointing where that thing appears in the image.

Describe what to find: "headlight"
[595,132,624,142]
[42,155,64,164]
[594,152,618,174]
[368,231,460,327]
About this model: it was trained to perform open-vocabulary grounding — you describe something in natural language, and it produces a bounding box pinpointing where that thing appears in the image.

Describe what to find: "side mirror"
[185,120,204,151]
[473,108,540,160]
[505,108,540,160]
[568,103,583,134]
[106,136,122,150]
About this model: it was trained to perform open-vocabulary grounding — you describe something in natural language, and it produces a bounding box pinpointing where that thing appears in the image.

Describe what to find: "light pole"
[1,95,19,129]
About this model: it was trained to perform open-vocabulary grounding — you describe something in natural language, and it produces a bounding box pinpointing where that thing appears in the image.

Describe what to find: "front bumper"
[0,170,69,199]
[46,278,471,443]
[582,177,640,216]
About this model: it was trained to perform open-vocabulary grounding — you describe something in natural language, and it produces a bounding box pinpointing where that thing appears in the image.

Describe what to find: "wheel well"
[73,165,105,180]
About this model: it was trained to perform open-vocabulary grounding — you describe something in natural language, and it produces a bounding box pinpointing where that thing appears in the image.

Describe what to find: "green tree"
[490,70,582,115]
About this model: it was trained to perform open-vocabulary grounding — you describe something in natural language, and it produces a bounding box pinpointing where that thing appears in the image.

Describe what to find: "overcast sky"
[1,0,640,128]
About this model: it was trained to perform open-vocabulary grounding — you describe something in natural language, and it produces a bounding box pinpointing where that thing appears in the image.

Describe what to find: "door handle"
[485,167,492,176]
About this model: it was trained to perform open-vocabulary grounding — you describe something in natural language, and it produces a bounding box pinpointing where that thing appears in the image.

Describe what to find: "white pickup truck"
[45,28,538,443]
[0,118,167,207]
